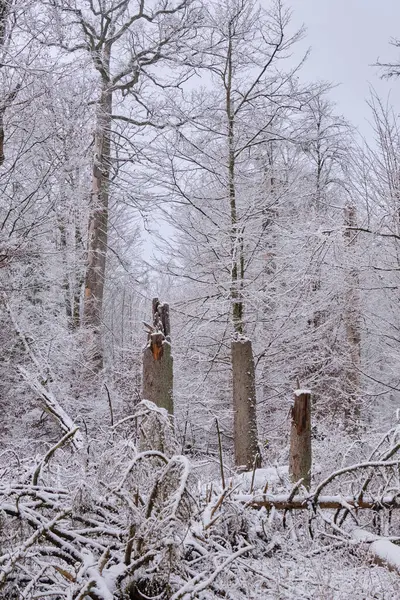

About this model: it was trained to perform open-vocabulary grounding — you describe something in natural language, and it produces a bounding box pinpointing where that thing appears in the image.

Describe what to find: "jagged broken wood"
[142,298,173,414]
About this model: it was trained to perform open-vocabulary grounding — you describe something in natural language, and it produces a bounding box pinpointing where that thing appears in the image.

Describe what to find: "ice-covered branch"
[18,367,84,450]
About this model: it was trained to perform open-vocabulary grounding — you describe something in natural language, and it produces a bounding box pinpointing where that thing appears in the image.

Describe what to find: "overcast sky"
[291,0,400,136]
[146,2,400,259]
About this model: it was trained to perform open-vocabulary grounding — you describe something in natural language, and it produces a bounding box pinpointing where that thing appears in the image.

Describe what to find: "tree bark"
[0,3,20,166]
[224,25,259,471]
[343,204,361,422]
[142,299,174,414]
[245,495,400,511]
[232,338,259,470]
[226,29,243,336]
[289,389,312,490]
[83,55,112,369]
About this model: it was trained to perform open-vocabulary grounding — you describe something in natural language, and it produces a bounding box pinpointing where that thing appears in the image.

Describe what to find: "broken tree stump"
[289,389,312,490]
[142,298,173,415]
[231,337,259,470]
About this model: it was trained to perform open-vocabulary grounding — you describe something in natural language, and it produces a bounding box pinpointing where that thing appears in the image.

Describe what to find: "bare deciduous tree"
[43,0,199,368]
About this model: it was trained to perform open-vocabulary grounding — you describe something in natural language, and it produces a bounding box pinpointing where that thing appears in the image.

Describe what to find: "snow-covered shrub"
[135,399,179,455]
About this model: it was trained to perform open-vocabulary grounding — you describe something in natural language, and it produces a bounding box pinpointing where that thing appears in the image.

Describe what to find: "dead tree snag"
[289,389,312,490]
[142,298,173,415]
[232,337,259,470]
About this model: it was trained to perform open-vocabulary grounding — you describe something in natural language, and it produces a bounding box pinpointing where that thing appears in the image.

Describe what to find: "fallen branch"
[169,544,254,600]
[32,427,80,485]
[337,440,400,526]
[313,459,400,505]
[238,493,400,511]
[2,297,83,450]
[19,367,84,450]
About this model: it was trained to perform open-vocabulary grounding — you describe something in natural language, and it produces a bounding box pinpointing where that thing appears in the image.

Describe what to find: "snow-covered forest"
[3,0,400,597]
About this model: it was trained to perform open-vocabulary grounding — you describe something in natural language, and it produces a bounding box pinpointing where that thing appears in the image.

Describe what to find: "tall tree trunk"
[343,204,361,422]
[0,2,19,166]
[224,25,258,467]
[72,211,84,330]
[58,204,84,330]
[260,145,279,424]
[83,49,112,370]
[232,338,259,470]
[226,27,243,335]
[59,219,74,326]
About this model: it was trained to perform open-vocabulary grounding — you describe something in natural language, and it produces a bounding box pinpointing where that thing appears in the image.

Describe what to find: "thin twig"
[104,382,114,427]
[215,418,225,489]
[250,453,260,494]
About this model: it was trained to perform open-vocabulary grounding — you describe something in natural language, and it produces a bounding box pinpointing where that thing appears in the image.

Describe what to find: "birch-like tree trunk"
[343,204,361,422]
[0,1,20,166]
[83,63,112,368]
[225,23,243,335]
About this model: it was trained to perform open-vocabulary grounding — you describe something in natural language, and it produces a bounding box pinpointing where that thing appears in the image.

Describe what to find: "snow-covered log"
[234,458,400,512]
[240,493,400,511]
[353,529,400,573]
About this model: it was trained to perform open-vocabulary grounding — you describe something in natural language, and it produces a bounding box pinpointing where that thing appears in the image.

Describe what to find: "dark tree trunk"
[289,389,312,490]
